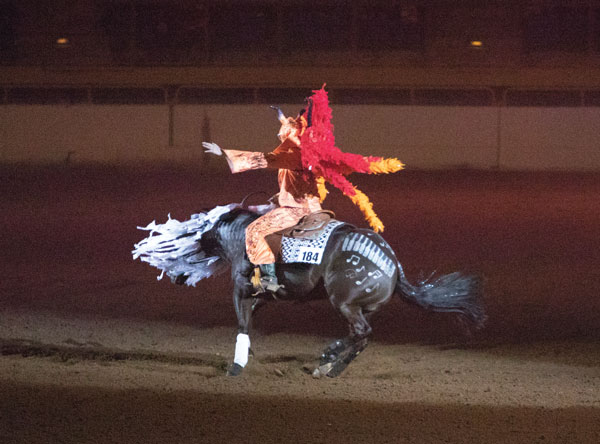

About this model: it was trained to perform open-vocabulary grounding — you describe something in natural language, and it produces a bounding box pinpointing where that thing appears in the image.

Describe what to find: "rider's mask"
[274,107,307,146]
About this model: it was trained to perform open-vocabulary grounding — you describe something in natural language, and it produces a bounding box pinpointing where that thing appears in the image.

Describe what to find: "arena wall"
[2,104,600,170]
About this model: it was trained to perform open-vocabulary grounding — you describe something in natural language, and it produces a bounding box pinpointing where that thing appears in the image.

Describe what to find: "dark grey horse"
[196,206,486,377]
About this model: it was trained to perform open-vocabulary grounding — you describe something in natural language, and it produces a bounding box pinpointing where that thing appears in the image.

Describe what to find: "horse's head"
[271,106,308,146]
[133,204,250,287]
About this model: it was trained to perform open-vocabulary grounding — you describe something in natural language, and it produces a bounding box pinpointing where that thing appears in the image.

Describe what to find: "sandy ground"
[1,165,600,443]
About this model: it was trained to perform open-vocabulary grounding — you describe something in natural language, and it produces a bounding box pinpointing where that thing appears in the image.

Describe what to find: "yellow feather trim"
[349,187,384,233]
[369,157,404,175]
[316,176,328,203]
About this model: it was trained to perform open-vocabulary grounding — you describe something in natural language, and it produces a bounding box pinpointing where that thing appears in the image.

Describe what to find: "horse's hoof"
[226,363,243,376]
[313,363,333,378]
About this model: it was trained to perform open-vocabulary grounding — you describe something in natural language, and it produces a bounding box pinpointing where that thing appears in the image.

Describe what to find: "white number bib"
[280,221,344,265]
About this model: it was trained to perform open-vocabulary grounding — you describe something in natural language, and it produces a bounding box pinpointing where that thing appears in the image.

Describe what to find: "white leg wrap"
[233,333,251,367]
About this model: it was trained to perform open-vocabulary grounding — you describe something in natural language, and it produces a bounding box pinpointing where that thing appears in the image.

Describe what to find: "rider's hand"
[202,142,223,156]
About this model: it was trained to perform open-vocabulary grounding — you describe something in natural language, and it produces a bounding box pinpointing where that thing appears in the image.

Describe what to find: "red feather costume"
[301,86,404,233]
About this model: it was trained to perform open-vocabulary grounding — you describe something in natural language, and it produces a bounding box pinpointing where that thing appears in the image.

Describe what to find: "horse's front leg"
[227,271,255,376]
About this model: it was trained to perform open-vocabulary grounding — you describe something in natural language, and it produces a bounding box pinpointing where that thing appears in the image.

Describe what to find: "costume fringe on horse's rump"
[395,262,486,328]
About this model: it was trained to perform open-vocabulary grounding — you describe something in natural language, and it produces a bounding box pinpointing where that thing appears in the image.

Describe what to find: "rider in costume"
[203,108,319,292]
[203,86,404,294]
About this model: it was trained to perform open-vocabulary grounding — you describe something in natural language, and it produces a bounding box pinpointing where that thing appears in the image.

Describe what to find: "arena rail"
[2,84,600,170]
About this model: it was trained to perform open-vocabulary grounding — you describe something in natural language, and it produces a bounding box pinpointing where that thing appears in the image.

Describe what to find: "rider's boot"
[252,263,284,294]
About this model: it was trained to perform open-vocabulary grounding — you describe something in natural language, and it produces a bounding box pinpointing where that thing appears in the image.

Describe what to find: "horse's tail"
[394,261,486,329]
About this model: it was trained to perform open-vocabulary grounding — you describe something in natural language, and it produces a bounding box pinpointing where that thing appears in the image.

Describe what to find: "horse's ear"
[240,195,249,210]
[270,105,287,124]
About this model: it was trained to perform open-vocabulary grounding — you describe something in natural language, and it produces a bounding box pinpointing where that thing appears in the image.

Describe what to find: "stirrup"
[251,266,284,295]
[262,278,284,294]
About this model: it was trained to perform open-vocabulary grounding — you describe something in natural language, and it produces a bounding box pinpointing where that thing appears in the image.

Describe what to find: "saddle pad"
[280,221,344,264]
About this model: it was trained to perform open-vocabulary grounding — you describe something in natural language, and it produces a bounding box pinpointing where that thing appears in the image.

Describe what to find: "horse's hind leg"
[314,303,372,378]
[339,302,373,339]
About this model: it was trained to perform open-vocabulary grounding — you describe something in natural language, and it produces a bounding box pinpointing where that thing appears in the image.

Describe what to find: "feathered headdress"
[300,85,404,232]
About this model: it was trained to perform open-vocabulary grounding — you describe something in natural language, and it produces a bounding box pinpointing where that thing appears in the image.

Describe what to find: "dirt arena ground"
[1,164,599,443]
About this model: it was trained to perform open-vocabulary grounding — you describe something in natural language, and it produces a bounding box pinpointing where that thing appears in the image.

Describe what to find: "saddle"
[279,210,336,239]
[265,210,338,261]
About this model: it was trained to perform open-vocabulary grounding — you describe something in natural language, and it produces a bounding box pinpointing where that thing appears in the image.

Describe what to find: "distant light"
[56,37,69,46]
[470,40,483,48]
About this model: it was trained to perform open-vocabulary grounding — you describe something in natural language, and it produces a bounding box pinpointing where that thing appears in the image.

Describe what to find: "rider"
[202,107,319,294]
[203,86,404,294]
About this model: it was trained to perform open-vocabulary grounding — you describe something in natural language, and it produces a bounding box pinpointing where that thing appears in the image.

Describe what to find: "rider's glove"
[202,142,223,156]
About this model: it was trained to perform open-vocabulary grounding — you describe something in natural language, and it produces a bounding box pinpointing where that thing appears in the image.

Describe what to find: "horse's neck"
[217,211,256,261]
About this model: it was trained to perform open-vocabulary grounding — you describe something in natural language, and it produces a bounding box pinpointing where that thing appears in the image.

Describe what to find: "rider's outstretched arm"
[202,140,302,174]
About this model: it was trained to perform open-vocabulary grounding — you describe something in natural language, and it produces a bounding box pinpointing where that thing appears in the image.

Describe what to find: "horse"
[178,203,487,378]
